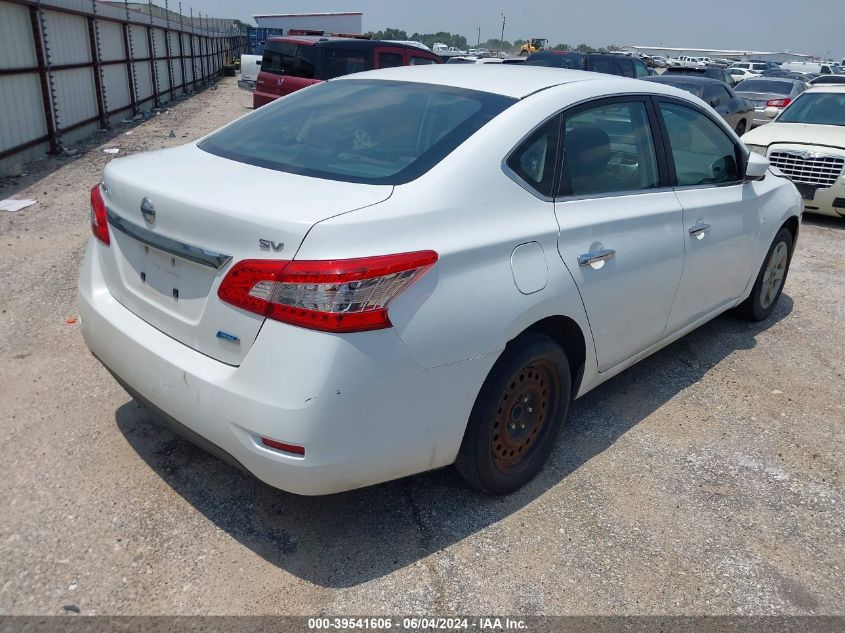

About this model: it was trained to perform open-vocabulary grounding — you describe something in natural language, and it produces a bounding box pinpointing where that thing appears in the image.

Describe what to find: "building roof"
[623,45,815,59]
[253,12,363,18]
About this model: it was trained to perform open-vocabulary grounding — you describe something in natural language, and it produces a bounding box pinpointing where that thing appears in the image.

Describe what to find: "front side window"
[559,101,660,196]
[199,80,515,185]
[506,116,560,197]
[658,102,741,186]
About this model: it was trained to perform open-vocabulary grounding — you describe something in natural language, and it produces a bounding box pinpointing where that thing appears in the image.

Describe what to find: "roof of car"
[335,65,688,99]
[268,36,434,51]
[805,85,845,93]
[643,75,727,86]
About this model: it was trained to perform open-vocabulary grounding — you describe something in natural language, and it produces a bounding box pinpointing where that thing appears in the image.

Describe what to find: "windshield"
[199,80,515,185]
[777,92,845,126]
[735,79,794,94]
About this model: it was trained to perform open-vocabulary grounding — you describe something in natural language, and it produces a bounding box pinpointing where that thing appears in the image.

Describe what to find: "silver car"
[734,78,807,127]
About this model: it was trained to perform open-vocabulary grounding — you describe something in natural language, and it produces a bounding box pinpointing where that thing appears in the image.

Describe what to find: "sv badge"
[259,239,284,252]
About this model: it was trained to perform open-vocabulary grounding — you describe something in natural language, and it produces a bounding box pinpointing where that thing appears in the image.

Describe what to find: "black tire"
[455,333,571,494]
[736,227,794,321]
[735,120,747,136]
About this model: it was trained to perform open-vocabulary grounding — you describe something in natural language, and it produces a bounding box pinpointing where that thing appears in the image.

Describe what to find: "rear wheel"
[456,333,571,494]
[736,227,794,321]
[735,120,747,136]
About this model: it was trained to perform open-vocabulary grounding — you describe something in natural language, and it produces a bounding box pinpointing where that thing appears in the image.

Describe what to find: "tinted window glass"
[321,48,374,79]
[506,116,560,196]
[525,52,585,69]
[659,102,740,186]
[634,60,650,78]
[587,56,632,77]
[735,79,794,94]
[378,52,404,68]
[261,42,317,79]
[560,101,660,196]
[199,80,515,185]
[410,55,437,65]
[658,79,704,97]
[777,92,845,126]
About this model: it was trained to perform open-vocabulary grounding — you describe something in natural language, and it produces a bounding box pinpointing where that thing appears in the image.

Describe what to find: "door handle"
[578,248,616,266]
[688,222,711,238]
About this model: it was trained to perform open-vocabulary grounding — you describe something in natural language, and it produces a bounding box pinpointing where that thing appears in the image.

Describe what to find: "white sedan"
[78,66,803,495]
[742,85,845,217]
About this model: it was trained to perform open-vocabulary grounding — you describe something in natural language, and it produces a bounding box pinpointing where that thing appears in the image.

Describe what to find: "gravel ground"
[0,77,843,616]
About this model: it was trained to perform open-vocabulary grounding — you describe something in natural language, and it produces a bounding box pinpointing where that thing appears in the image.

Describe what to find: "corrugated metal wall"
[0,0,245,175]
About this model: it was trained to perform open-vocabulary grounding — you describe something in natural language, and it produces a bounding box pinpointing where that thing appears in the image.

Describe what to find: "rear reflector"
[218,251,438,333]
[90,184,110,245]
[261,437,305,456]
[765,98,792,108]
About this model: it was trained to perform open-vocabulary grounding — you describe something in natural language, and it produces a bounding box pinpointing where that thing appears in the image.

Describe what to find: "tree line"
[366,28,621,54]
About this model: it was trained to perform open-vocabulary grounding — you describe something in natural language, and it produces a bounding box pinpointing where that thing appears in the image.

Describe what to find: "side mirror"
[256,60,261,65]
[745,150,769,181]
[764,106,779,119]
[709,97,720,107]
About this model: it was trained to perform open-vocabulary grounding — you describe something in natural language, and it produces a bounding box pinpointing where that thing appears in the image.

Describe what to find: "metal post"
[146,0,160,107]
[188,8,197,90]
[163,0,174,99]
[124,0,139,115]
[499,14,506,57]
[28,3,60,153]
[177,2,186,94]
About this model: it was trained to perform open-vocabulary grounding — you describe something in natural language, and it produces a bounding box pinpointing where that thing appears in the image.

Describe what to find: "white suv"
[79,66,803,495]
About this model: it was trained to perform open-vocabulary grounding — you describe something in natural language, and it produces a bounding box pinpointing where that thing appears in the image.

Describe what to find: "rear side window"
[199,79,515,185]
[410,55,437,65]
[526,52,584,69]
[377,52,405,69]
[506,116,560,196]
[261,42,317,79]
[321,48,374,79]
[658,102,741,186]
[634,59,650,78]
[559,101,660,196]
[586,56,633,77]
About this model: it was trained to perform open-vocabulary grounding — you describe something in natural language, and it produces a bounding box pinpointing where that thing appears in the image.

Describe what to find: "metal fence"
[0,0,246,175]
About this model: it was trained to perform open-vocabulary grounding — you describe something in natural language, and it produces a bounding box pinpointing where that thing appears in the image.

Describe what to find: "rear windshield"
[658,79,704,97]
[199,79,515,185]
[261,42,318,79]
[735,79,794,94]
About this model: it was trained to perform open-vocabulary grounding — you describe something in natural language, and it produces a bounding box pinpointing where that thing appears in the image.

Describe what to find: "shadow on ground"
[115,295,792,588]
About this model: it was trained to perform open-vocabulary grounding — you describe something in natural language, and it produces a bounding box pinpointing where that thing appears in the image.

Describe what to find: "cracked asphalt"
[0,77,843,615]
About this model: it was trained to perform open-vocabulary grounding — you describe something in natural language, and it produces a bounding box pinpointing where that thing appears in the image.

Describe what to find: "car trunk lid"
[98,143,392,365]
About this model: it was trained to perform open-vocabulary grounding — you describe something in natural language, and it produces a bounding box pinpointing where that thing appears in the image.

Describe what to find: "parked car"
[734,78,807,127]
[664,65,737,87]
[253,37,442,107]
[731,61,772,74]
[727,67,760,82]
[79,66,802,496]
[650,55,670,68]
[760,69,812,81]
[643,75,754,134]
[501,57,527,65]
[446,56,503,64]
[780,61,839,75]
[742,85,845,217]
[525,51,651,78]
[237,54,262,92]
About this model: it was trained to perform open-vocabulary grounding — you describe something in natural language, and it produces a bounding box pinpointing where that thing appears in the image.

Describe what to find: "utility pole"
[476,27,480,48]
[499,13,506,57]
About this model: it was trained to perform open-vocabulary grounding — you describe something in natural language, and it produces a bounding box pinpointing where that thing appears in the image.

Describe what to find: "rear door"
[254,41,319,106]
[553,97,685,371]
[653,98,761,330]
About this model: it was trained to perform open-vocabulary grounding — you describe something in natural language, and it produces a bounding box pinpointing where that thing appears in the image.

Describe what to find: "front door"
[654,99,761,331]
[553,97,685,372]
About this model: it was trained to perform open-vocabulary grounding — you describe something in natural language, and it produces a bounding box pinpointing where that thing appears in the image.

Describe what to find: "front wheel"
[455,333,571,494]
[736,227,794,321]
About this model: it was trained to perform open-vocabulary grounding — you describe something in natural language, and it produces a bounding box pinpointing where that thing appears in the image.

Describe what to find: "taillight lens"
[218,251,438,333]
[90,184,109,245]
[765,98,792,108]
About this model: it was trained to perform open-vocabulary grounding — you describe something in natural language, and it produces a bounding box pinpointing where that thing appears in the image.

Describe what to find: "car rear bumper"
[237,79,255,92]
[78,240,490,495]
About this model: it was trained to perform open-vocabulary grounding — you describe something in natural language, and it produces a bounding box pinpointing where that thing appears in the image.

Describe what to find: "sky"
[192,0,844,60]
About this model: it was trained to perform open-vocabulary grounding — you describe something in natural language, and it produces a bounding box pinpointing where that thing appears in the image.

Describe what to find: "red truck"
[253,37,442,108]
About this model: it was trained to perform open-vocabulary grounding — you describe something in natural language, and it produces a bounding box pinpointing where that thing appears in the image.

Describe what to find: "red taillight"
[218,251,438,333]
[90,184,109,245]
[765,98,792,108]
[261,437,305,456]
